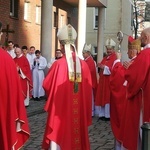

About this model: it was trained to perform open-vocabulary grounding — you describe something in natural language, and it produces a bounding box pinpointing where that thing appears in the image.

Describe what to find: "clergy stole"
[71,52,82,149]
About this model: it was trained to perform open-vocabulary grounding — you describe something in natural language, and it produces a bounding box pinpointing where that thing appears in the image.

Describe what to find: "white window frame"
[60,15,65,28]
[24,1,31,21]
[93,7,98,30]
[10,0,18,18]
[10,0,15,16]
[36,5,41,24]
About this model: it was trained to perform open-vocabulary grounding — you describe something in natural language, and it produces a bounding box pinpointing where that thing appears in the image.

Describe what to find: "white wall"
[86,0,132,62]
[86,8,98,47]
[121,0,132,61]
[105,0,121,44]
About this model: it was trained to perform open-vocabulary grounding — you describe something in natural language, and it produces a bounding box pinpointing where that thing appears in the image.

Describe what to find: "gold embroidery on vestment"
[74,118,78,124]
[73,98,78,105]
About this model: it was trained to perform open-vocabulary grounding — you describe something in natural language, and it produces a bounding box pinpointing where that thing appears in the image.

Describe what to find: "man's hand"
[98,64,105,70]
[123,61,132,69]
[17,66,20,71]
[116,52,121,60]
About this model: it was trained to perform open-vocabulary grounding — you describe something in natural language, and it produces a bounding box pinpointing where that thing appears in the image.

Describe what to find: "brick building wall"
[0,0,41,49]
[0,0,78,52]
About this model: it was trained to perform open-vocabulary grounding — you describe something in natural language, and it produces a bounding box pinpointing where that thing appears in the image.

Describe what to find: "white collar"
[131,56,137,60]
[85,55,91,61]
[143,43,150,49]
[17,53,23,58]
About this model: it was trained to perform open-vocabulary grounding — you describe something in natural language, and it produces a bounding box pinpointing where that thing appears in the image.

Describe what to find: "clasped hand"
[123,61,132,69]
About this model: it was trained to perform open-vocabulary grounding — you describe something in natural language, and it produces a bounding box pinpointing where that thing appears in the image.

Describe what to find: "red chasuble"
[42,56,92,150]
[0,48,30,149]
[14,55,32,99]
[85,56,97,97]
[109,62,126,142]
[121,48,150,150]
[95,52,117,106]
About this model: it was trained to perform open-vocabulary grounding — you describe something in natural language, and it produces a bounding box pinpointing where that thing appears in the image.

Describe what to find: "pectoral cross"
[2,24,15,45]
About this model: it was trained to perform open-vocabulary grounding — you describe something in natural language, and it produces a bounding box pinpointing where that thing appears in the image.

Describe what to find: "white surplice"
[7,49,16,59]
[26,53,36,70]
[32,56,47,98]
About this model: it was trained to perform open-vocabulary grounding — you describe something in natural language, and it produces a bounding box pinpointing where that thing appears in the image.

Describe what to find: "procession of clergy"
[1,21,150,150]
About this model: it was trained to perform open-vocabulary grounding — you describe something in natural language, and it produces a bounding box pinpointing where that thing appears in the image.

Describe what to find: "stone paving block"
[22,100,115,150]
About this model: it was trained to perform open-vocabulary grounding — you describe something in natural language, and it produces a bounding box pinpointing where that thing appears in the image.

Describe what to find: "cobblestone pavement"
[22,99,115,150]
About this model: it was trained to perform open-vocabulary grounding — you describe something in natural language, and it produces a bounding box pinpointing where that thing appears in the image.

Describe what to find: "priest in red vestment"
[82,43,98,116]
[14,47,32,107]
[0,21,30,150]
[120,27,150,150]
[95,38,117,120]
[42,24,92,150]
[110,36,141,150]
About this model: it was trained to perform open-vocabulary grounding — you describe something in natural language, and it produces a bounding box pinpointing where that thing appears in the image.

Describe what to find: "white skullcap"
[105,38,116,49]
[57,24,77,45]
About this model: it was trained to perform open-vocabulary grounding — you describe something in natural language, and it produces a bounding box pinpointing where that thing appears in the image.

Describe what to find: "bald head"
[141,27,150,47]
[15,47,22,57]
[142,27,150,35]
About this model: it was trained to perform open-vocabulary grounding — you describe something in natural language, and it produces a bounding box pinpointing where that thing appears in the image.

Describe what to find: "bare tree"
[133,0,138,39]
[132,0,146,39]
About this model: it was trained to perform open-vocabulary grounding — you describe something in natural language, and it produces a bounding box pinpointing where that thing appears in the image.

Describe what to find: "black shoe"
[97,117,105,122]
[31,96,35,100]
[34,97,40,101]
[104,118,110,121]
[39,96,46,100]
[32,97,36,100]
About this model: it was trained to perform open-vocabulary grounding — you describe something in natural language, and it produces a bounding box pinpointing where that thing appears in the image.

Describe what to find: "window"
[60,15,65,27]
[54,12,58,27]
[94,7,98,29]
[24,1,31,21]
[10,0,19,18]
[67,17,71,24]
[36,5,41,24]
